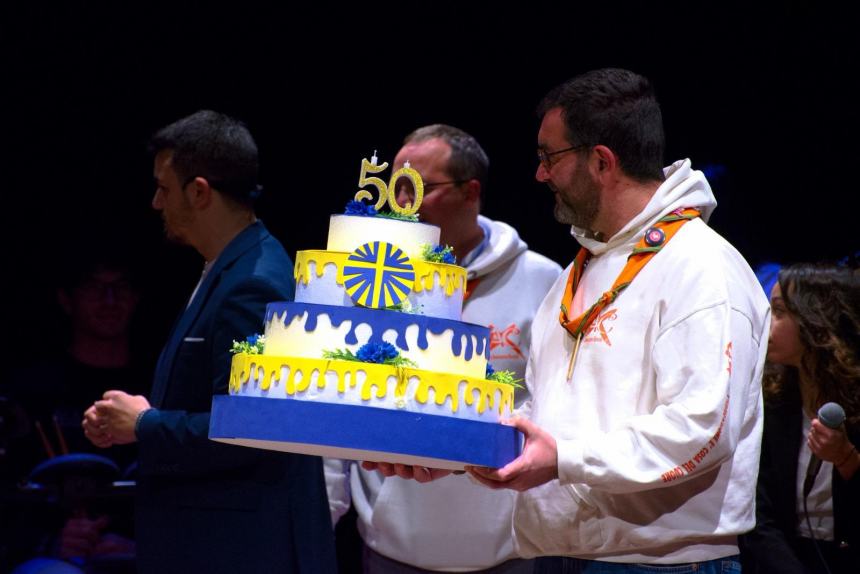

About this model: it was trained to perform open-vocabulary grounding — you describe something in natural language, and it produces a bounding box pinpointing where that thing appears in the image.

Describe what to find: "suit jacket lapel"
[150,222,270,407]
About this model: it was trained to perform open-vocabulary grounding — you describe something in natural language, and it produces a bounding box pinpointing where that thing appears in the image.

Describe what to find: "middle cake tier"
[263,302,489,379]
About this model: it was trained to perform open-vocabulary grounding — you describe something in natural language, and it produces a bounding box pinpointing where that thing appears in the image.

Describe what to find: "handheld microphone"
[803,402,845,497]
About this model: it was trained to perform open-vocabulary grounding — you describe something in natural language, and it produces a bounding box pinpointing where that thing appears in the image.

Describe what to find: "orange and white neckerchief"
[559,207,701,379]
[463,277,482,302]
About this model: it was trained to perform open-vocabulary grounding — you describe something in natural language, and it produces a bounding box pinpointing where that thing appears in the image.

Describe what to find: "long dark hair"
[763,262,860,428]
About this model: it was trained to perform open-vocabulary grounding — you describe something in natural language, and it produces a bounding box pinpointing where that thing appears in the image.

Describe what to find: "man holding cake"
[380,70,770,572]
[329,125,562,572]
[82,110,336,573]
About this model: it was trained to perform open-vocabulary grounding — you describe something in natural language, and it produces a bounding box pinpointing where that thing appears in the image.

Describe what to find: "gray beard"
[553,193,600,230]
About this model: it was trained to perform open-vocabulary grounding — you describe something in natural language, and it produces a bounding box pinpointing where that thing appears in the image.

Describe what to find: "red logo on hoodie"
[489,323,525,360]
[583,308,618,346]
[725,342,733,375]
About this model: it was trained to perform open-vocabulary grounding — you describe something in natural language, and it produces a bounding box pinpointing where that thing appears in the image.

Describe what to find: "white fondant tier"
[327,215,440,259]
[262,302,489,379]
[228,354,514,424]
[294,250,466,320]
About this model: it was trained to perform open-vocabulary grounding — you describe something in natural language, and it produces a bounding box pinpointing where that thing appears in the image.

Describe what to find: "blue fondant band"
[265,302,490,360]
[209,395,521,468]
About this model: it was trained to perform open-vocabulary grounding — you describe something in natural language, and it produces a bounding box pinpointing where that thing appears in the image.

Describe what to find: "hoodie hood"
[466,215,528,279]
[573,159,717,256]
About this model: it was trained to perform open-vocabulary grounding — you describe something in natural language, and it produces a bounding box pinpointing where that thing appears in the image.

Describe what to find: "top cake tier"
[327,214,440,259]
[295,214,467,321]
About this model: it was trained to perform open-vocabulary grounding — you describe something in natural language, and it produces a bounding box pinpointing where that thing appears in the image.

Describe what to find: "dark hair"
[763,262,860,428]
[404,124,489,193]
[57,247,138,293]
[538,68,665,182]
[149,110,260,208]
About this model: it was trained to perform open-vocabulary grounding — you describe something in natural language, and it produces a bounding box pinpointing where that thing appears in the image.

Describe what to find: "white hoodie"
[332,217,561,571]
[513,159,770,563]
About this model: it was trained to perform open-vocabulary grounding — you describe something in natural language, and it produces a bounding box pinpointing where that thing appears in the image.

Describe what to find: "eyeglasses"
[537,144,589,168]
[423,180,468,192]
[396,179,469,197]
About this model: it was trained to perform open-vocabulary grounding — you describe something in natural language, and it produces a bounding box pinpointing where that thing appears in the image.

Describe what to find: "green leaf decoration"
[230,334,266,355]
[487,369,525,389]
[323,343,417,368]
[376,211,419,222]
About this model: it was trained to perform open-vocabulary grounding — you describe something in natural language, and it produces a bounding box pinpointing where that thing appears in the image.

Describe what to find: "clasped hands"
[82,390,151,447]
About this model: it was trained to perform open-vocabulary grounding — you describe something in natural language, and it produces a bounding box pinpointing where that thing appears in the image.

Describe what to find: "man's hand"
[83,390,150,446]
[467,417,558,491]
[58,514,109,560]
[360,461,452,483]
[82,404,112,448]
[92,532,136,557]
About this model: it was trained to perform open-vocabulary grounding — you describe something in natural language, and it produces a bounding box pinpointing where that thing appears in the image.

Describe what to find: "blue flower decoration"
[486,363,496,378]
[432,245,457,265]
[356,341,400,364]
[345,200,378,217]
[422,243,457,264]
[231,333,266,355]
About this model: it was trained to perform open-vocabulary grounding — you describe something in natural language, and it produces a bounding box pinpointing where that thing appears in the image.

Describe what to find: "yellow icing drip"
[295,251,346,286]
[394,367,408,398]
[228,353,514,417]
[411,370,508,414]
[295,250,466,295]
[413,262,466,296]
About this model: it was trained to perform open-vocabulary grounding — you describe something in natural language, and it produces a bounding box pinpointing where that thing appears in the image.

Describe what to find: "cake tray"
[209,395,522,470]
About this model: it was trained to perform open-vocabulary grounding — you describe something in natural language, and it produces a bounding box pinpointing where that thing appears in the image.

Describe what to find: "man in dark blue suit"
[83,110,336,573]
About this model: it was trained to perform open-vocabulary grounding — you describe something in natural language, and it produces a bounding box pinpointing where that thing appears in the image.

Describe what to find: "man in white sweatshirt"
[383,70,770,572]
[327,125,562,573]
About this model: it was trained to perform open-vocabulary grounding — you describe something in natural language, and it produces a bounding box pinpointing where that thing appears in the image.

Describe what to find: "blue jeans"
[534,555,741,573]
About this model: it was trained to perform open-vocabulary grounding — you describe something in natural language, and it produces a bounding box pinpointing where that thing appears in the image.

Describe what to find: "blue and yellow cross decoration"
[343,241,415,308]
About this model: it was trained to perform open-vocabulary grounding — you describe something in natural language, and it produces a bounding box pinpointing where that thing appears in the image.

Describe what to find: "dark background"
[2,3,857,363]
